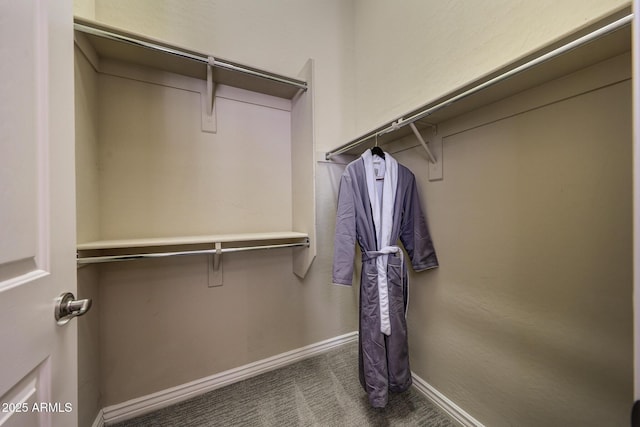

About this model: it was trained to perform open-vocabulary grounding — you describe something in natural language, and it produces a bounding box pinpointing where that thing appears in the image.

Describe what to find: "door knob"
[55,292,92,326]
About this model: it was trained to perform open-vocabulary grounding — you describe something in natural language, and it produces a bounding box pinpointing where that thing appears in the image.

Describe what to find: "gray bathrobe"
[332,150,438,408]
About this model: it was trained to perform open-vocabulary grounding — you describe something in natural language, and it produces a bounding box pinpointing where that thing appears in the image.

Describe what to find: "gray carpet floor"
[110,341,456,426]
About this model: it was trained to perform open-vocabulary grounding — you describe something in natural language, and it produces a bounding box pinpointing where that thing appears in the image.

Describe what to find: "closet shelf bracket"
[208,241,223,287]
[207,57,216,115]
[379,119,437,164]
[202,56,217,133]
[408,122,437,164]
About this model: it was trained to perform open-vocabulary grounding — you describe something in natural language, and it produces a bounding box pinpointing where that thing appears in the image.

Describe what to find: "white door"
[0,1,78,427]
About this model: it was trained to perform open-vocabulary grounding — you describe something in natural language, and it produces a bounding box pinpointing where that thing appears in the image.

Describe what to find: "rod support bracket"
[409,122,437,164]
[208,241,223,287]
[207,56,216,116]
[202,56,217,133]
[213,241,222,270]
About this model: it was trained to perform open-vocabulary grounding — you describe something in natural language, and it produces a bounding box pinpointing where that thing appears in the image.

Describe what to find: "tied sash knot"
[364,245,404,335]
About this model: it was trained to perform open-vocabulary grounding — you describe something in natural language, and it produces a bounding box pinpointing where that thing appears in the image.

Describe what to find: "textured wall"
[73,0,94,20]
[74,46,100,245]
[74,46,102,427]
[351,0,630,135]
[396,54,632,426]
[96,76,293,239]
[87,0,356,152]
[95,159,356,403]
[93,72,356,404]
[348,4,632,424]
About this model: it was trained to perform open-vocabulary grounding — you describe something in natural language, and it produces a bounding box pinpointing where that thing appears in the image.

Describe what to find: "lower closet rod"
[77,240,310,265]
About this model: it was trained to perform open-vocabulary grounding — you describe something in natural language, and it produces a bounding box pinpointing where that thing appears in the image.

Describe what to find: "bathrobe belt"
[363,246,404,335]
[362,246,402,262]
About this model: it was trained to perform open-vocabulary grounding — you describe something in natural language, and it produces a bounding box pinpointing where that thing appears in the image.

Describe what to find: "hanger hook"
[375,133,379,147]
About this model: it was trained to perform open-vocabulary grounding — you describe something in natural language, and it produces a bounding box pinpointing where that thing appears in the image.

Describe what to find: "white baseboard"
[101,331,358,425]
[91,409,104,427]
[411,372,485,427]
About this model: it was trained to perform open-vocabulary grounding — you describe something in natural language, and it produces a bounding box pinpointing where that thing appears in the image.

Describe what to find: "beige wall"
[73,0,94,20]
[96,73,293,239]
[94,66,356,404]
[75,0,356,152]
[351,0,630,135]
[75,46,102,427]
[396,54,632,426]
[349,2,632,425]
[76,268,101,427]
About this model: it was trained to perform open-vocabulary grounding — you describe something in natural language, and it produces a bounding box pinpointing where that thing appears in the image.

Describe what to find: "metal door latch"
[55,292,92,326]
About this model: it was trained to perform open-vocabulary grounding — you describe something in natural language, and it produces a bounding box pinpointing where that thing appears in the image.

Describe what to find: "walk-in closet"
[0,1,636,427]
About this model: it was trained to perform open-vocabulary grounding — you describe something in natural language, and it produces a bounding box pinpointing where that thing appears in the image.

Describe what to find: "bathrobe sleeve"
[332,172,357,286]
[399,173,439,272]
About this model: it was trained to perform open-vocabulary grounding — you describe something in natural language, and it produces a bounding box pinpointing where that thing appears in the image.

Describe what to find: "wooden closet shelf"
[77,232,309,251]
[74,17,307,100]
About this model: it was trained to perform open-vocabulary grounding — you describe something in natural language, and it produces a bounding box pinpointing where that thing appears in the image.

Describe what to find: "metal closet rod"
[76,240,310,265]
[325,13,633,160]
[74,23,308,92]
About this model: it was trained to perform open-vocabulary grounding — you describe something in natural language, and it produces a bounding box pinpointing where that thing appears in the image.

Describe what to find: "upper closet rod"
[74,23,308,92]
[325,13,633,161]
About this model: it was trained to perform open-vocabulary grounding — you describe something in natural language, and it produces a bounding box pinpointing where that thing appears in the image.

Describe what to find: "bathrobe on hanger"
[332,149,438,408]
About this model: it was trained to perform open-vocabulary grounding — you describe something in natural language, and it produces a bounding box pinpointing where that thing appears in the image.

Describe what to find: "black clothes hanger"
[370,134,385,158]
[370,146,385,158]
